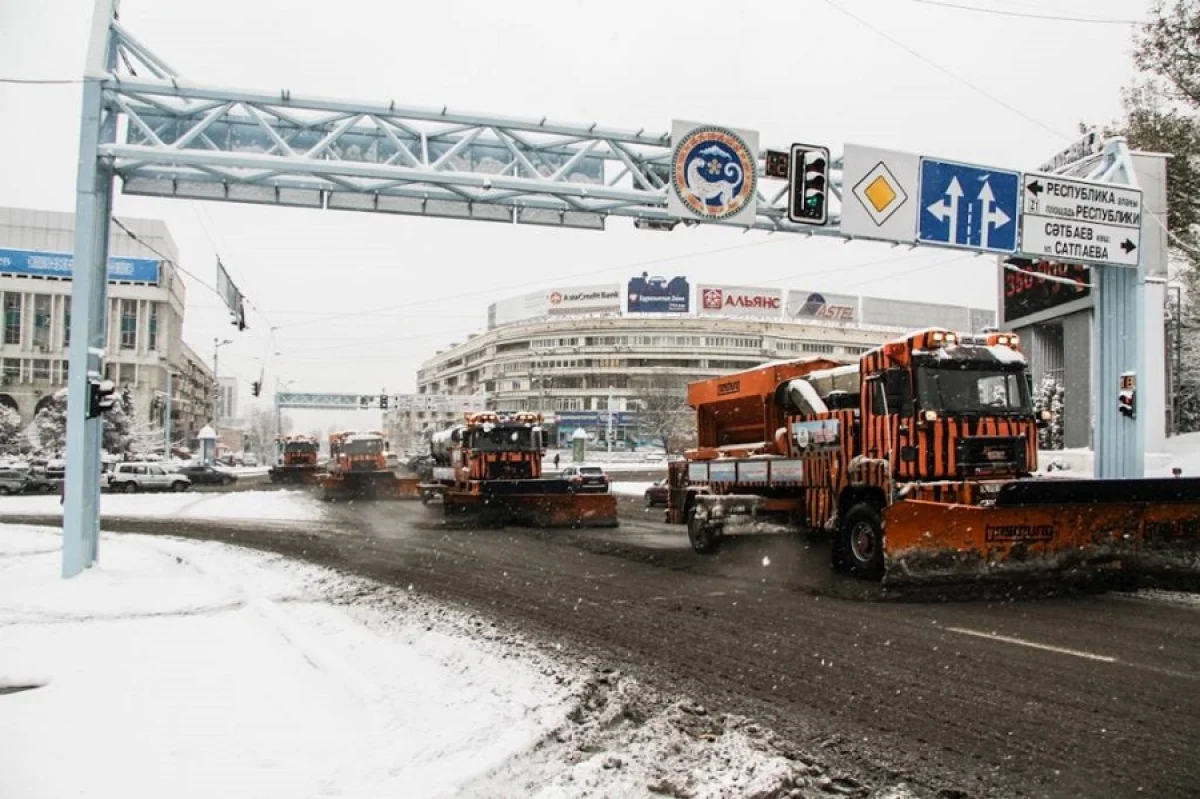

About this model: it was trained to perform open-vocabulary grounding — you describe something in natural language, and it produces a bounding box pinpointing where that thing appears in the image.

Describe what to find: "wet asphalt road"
[7,492,1199,798]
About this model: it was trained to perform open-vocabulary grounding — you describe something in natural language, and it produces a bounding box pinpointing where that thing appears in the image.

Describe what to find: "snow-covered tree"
[31,389,68,455]
[101,385,135,454]
[630,374,694,453]
[1034,376,1065,451]
[0,405,22,453]
[1115,3,1200,432]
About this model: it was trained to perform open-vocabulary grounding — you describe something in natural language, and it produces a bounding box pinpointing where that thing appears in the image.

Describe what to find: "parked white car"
[106,462,191,493]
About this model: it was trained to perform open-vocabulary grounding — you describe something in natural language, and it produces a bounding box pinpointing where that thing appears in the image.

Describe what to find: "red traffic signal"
[1118,389,1135,419]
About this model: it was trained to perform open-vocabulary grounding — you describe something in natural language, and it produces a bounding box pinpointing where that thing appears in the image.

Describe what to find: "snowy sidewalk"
[0,526,569,798]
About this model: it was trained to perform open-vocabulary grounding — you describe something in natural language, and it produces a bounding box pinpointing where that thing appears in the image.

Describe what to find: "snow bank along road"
[8,496,1199,799]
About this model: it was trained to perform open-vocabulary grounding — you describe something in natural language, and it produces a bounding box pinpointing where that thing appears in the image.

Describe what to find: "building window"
[33,295,51,350]
[2,359,19,383]
[119,363,136,386]
[60,360,69,383]
[32,359,50,381]
[120,300,137,350]
[4,294,21,345]
[62,297,71,348]
[148,302,159,351]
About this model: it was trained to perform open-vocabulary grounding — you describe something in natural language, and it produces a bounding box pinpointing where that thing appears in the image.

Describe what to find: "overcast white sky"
[0,0,1151,425]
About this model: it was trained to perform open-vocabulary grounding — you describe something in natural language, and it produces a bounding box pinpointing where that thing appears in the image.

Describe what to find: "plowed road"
[11,498,1199,799]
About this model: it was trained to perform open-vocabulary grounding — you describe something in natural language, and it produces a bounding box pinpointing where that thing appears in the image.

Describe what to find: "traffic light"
[87,378,116,419]
[379,394,389,410]
[251,380,261,397]
[1118,372,1136,419]
[787,143,829,226]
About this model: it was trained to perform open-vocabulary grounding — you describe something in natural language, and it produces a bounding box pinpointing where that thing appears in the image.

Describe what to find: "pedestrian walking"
[553,453,560,470]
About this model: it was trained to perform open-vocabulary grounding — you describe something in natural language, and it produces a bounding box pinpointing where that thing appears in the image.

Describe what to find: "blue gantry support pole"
[63,0,119,578]
[1092,143,1145,479]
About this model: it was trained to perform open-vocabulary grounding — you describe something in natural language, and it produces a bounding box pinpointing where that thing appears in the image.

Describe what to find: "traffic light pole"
[63,1,118,577]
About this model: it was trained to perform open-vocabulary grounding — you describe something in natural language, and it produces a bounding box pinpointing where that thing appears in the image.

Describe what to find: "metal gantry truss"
[61,0,1151,577]
[102,18,843,235]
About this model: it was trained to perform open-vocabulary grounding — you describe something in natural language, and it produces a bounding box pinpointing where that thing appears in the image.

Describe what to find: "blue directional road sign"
[917,158,1020,253]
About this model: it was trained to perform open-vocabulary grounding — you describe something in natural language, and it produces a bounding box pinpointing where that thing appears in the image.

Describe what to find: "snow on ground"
[0,525,570,799]
[0,525,849,798]
[610,481,656,499]
[0,489,322,522]
[1038,431,1200,479]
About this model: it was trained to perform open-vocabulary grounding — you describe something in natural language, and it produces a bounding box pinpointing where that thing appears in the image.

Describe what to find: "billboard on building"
[861,297,975,330]
[627,273,690,314]
[489,283,622,329]
[698,285,783,318]
[1001,258,1090,324]
[546,284,621,316]
[0,247,160,284]
[487,291,548,329]
[786,290,858,322]
[217,376,238,422]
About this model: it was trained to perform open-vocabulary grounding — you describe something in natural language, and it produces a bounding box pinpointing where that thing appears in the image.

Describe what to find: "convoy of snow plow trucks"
[663,326,1200,589]
[268,323,1200,591]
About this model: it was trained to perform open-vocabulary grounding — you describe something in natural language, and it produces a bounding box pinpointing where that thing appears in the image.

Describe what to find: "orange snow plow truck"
[422,411,618,528]
[318,430,420,500]
[268,434,320,485]
[667,327,1200,588]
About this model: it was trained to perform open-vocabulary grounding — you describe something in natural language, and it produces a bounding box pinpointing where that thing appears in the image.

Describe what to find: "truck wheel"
[687,507,718,554]
[839,503,884,579]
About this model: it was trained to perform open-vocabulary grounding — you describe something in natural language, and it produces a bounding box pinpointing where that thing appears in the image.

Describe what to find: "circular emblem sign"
[672,126,758,220]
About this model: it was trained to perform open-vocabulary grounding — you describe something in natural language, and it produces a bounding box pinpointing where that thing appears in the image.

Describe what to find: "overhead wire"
[820,0,1073,141]
[111,216,223,298]
[906,0,1147,26]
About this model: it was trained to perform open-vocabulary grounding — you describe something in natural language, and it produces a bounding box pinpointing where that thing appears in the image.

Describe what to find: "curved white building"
[400,279,995,449]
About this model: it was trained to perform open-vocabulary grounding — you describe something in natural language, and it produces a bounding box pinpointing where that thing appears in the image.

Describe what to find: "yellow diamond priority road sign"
[840,144,920,244]
[855,163,906,224]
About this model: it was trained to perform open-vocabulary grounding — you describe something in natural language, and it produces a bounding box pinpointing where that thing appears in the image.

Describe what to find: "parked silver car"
[106,462,191,493]
[0,468,30,495]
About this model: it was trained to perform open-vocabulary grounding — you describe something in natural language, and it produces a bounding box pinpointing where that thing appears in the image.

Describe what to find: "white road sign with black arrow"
[1018,172,1142,267]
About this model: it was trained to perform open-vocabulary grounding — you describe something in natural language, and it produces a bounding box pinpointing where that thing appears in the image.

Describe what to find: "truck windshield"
[471,427,535,452]
[916,367,1031,416]
[343,438,383,455]
[285,442,316,453]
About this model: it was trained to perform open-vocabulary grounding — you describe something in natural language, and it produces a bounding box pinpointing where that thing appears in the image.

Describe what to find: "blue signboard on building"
[627,273,690,313]
[0,248,161,284]
[554,411,636,428]
[916,158,1019,254]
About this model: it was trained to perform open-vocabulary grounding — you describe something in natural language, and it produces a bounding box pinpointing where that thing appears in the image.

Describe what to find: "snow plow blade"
[268,466,320,485]
[882,478,1200,588]
[446,490,619,528]
[319,473,423,501]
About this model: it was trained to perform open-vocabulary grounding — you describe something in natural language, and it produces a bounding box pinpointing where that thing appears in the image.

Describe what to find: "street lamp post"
[275,377,295,439]
[607,385,614,453]
[212,337,232,425]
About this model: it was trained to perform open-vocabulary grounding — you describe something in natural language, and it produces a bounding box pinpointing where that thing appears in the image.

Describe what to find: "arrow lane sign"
[1121,239,1137,254]
[978,179,1011,251]
[1025,179,1043,197]
[926,176,963,243]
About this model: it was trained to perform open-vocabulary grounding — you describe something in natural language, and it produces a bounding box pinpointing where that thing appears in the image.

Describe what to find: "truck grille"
[956,436,1025,476]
